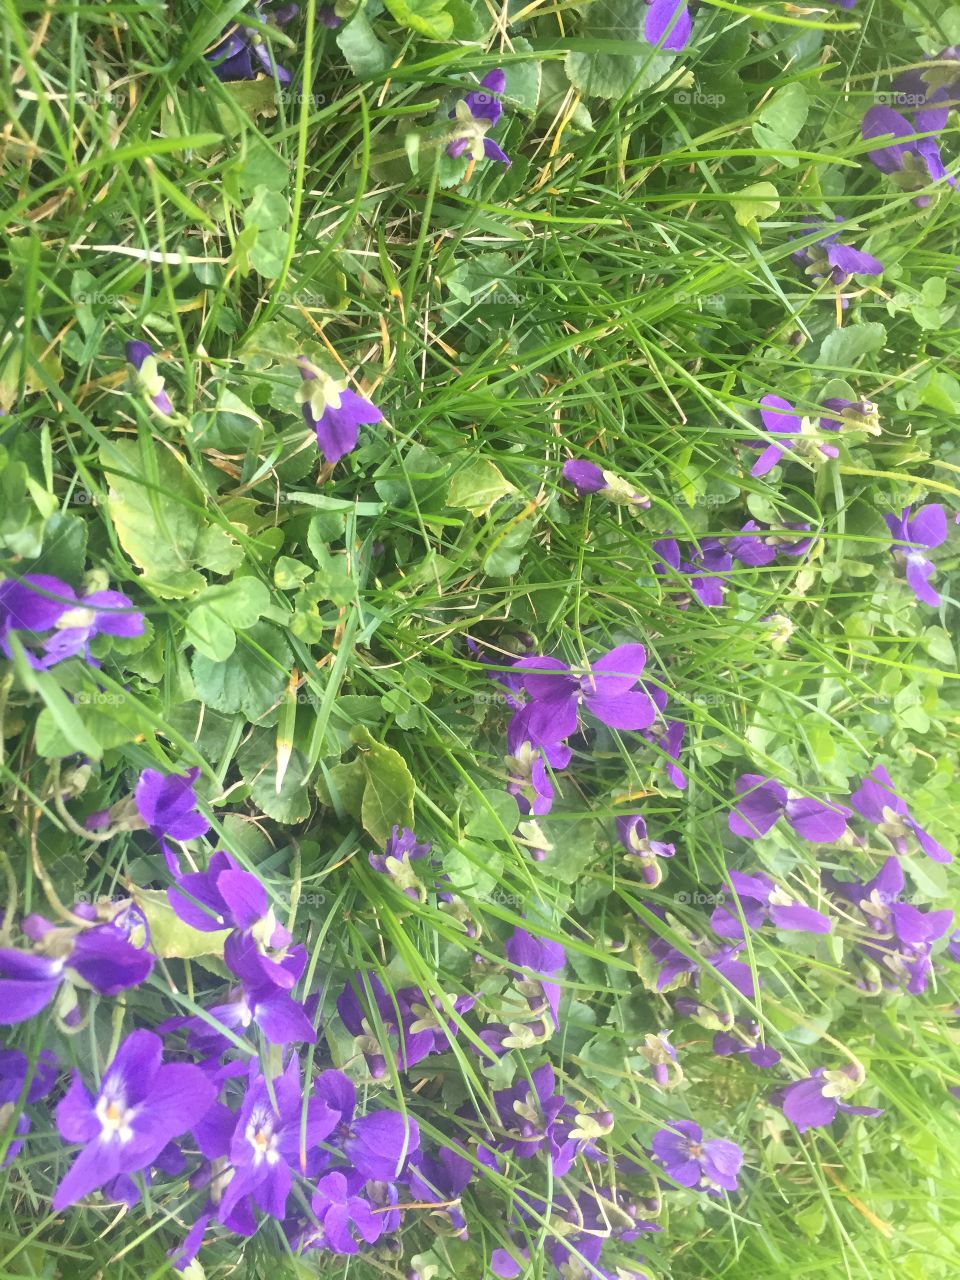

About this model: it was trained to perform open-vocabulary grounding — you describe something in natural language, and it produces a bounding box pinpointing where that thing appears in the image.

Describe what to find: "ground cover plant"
[2,0,960,1277]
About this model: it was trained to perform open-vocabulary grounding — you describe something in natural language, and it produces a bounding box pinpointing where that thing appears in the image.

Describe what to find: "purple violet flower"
[850,764,951,863]
[296,357,382,464]
[562,459,651,508]
[729,773,850,844]
[217,1056,338,1223]
[0,574,144,669]
[779,1066,883,1134]
[52,1030,215,1211]
[645,0,692,51]
[136,766,209,875]
[368,825,433,900]
[641,685,687,790]
[0,920,154,1026]
[617,815,676,887]
[653,536,732,607]
[448,69,510,167]
[727,520,814,567]
[512,644,657,746]
[651,1120,742,1192]
[0,1049,57,1165]
[883,504,948,606]
[206,2,298,84]
[125,340,174,414]
[492,1062,566,1159]
[308,1171,384,1254]
[862,105,958,206]
[791,217,884,287]
[710,870,833,938]
[891,46,960,132]
[750,395,839,479]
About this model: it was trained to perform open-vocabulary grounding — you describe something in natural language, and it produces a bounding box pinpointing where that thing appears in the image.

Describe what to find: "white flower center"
[96,1091,135,1143]
[246,1115,279,1166]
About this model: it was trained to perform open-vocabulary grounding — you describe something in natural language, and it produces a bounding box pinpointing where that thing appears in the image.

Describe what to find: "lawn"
[1,1,959,1278]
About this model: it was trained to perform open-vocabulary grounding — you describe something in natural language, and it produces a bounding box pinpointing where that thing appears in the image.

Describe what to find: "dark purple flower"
[750,395,839,479]
[136,766,209,874]
[862,105,958,206]
[405,1143,473,1237]
[218,1055,338,1223]
[791,218,883,287]
[505,925,565,976]
[779,1066,883,1134]
[308,1172,384,1253]
[296,357,382,464]
[617,815,675,886]
[645,0,692,51]
[448,69,510,167]
[0,921,154,1026]
[638,1030,681,1087]
[711,870,833,939]
[641,685,686,790]
[492,1063,565,1159]
[651,1120,742,1192]
[0,574,144,669]
[713,1022,781,1069]
[562,459,651,508]
[125,340,174,414]
[819,397,880,437]
[850,764,951,863]
[52,1030,215,1211]
[0,1048,57,1165]
[727,520,814,567]
[653,536,732,607]
[513,644,656,747]
[891,47,960,132]
[884,504,948,606]
[705,942,757,999]
[206,2,298,84]
[368,825,432,900]
[729,774,850,844]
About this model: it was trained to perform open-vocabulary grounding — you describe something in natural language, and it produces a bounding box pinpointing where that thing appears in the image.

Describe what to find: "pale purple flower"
[727,521,814,567]
[308,1172,384,1254]
[0,1049,57,1165]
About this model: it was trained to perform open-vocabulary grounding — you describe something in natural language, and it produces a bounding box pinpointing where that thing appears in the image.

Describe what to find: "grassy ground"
[2,0,960,1277]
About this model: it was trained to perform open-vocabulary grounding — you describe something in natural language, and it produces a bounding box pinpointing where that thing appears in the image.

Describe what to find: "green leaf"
[100,439,208,597]
[817,322,887,368]
[351,725,416,845]
[238,731,312,822]
[250,228,289,279]
[38,513,88,584]
[337,11,391,77]
[565,0,675,100]
[463,789,521,840]
[731,182,780,242]
[383,0,453,40]
[132,887,230,958]
[752,83,809,165]
[185,578,271,661]
[447,459,516,517]
[191,621,292,720]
